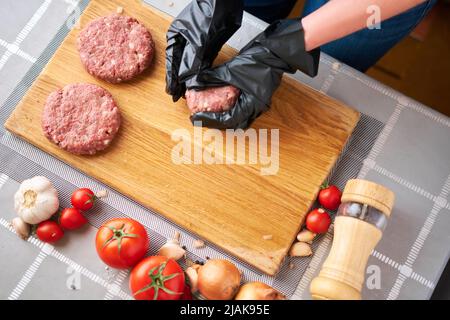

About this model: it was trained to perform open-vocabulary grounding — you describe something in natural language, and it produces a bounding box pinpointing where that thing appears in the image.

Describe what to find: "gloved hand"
[190,18,320,129]
[166,0,244,102]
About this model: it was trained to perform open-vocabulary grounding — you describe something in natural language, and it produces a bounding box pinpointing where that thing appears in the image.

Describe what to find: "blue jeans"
[244,0,298,23]
[302,0,437,71]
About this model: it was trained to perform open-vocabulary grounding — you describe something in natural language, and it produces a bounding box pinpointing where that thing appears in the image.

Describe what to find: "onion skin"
[235,282,286,300]
[198,259,241,300]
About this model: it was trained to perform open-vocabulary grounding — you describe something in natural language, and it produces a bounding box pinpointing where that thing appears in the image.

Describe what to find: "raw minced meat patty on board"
[186,86,240,113]
[42,83,121,155]
[77,14,154,83]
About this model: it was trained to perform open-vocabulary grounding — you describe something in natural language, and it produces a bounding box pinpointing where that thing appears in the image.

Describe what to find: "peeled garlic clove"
[12,217,30,240]
[193,239,205,249]
[96,189,108,198]
[185,265,199,293]
[289,242,312,257]
[296,229,316,243]
[158,240,186,261]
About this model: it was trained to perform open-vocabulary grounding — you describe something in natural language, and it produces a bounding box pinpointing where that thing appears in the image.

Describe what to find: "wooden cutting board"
[5,0,359,275]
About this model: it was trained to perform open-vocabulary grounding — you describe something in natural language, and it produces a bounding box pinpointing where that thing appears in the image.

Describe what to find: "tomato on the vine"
[59,208,87,230]
[306,208,331,234]
[95,218,149,269]
[180,285,194,300]
[71,188,96,211]
[318,184,342,211]
[36,220,64,243]
[130,256,185,300]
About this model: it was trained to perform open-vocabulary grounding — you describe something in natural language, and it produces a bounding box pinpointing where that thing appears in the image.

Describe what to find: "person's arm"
[301,0,427,51]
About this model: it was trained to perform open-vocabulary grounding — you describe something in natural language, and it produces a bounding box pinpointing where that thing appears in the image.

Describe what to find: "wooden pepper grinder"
[310,179,395,300]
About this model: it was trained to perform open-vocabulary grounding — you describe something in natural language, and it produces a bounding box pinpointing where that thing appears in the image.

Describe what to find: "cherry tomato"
[318,184,342,211]
[59,208,88,230]
[36,220,64,243]
[95,218,149,269]
[306,208,331,234]
[71,188,96,211]
[130,256,185,300]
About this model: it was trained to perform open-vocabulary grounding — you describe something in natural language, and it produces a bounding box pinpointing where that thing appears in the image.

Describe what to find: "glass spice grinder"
[310,179,395,300]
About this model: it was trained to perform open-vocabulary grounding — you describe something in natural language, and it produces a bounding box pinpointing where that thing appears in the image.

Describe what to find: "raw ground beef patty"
[42,83,121,155]
[185,85,240,113]
[77,14,154,83]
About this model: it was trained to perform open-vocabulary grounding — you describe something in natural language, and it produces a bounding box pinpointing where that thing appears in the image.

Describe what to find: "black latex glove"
[166,0,244,102]
[190,18,320,129]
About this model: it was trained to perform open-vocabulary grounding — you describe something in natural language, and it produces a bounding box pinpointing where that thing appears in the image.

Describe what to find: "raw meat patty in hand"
[186,86,240,113]
[42,83,121,155]
[77,14,154,83]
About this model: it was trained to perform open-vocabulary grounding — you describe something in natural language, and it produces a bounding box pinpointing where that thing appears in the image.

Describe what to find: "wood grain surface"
[5,0,359,275]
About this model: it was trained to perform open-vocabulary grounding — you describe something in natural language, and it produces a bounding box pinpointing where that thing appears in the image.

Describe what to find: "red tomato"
[130,256,185,300]
[95,218,149,269]
[59,208,88,230]
[306,208,331,234]
[71,188,96,211]
[180,285,194,300]
[36,220,64,243]
[318,184,342,211]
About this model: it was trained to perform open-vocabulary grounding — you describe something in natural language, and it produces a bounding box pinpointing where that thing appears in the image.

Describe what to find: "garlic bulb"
[289,242,313,257]
[14,176,59,224]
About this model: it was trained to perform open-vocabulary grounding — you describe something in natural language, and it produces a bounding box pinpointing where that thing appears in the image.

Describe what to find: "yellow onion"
[235,282,286,300]
[197,259,241,300]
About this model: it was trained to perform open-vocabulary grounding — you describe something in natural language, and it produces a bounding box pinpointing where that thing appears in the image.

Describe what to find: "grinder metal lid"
[341,179,395,217]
